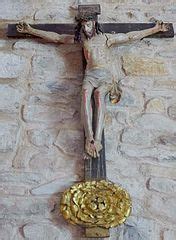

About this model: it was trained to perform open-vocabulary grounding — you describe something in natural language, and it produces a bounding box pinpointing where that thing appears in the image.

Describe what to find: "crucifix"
[7,4,174,238]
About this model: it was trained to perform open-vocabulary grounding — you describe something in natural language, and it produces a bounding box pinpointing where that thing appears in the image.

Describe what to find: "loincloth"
[83,67,122,104]
[83,67,114,88]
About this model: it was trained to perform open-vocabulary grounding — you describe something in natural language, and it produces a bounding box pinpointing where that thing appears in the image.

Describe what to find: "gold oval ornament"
[60,180,132,228]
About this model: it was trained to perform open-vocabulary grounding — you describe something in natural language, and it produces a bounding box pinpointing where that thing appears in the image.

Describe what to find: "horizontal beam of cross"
[7,23,174,38]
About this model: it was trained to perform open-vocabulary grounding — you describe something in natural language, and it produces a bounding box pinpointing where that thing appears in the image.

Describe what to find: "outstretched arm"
[16,22,74,44]
[107,21,169,47]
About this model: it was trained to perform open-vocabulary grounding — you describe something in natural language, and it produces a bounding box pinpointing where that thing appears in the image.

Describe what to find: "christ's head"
[74,14,103,42]
[81,20,96,39]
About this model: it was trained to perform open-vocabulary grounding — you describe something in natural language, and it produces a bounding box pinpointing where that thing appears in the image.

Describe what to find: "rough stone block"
[27,128,58,147]
[30,78,82,94]
[100,5,147,23]
[54,129,84,156]
[145,98,165,113]
[0,0,35,20]
[140,164,176,179]
[147,177,176,194]
[0,122,19,153]
[28,147,83,180]
[114,110,130,125]
[11,146,40,169]
[23,104,76,124]
[28,81,81,104]
[13,40,56,52]
[168,106,176,120]
[145,89,176,102]
[107,163,145,199]
[157,48,176,58]
[0,52,28,78]
[107,154,141,178]
[34,5,72,22]
[22,221,80,240]
[0,85,25,113]
[154,80,176,90]
[0,196,54,220]
[147,194,176,224]
[31,54,65,82]
[117,88,144,108]
[119,143,176,161]
[135,114,176,132]
[114,216,161,240]
[0,172,43,186]
[142,0,173,3]
[120,76,153,90]
[156,134,176,147]
[122,54,167,76]
[163,230,176,240]
[121,128,152,145]
[0,185,26,196]
[0,40,8,48]
[31,46,83,82]
[31,177,79,195]
[0,152,15,170]
[0,222,19,240]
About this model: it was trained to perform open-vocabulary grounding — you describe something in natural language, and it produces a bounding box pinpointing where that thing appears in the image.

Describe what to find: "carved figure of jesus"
[17,18,168,158]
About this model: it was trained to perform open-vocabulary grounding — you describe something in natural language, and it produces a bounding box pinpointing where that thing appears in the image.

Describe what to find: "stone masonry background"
[0,0,176,239]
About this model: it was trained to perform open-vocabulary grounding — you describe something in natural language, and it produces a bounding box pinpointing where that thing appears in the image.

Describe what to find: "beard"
[82,28,96,39]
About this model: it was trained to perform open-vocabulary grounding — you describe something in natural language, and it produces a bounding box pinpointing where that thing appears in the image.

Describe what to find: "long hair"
[74,21,103,43]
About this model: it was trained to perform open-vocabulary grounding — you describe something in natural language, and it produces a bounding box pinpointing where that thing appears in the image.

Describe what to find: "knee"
[81,87,92,104]
[82,87,89,97]
[94,89,104,101]
[82,88,87,95]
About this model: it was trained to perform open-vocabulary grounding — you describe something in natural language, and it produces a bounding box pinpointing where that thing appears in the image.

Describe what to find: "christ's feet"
[95,140,103,155]
[85,139,96,158]
[85,139,102,158]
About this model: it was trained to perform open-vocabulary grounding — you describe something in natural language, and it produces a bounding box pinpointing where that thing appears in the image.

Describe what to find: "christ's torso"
[83,34,112,70]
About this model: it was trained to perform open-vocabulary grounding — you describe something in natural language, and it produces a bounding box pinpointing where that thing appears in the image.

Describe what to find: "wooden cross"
[7,4,174,239]
[7,4,174,38]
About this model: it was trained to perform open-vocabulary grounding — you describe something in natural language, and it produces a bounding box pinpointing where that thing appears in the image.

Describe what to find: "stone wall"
[0,0,176,239]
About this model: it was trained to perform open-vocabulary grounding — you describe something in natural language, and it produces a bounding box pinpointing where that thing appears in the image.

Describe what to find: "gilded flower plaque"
[60,180,132,228]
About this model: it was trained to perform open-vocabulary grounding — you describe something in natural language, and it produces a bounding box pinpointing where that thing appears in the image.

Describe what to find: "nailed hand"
[16,21,31,33]
[155,20,169,32]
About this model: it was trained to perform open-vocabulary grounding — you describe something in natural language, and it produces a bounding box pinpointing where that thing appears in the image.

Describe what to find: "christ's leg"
[81,82,97,158]
[94,84,111,157]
